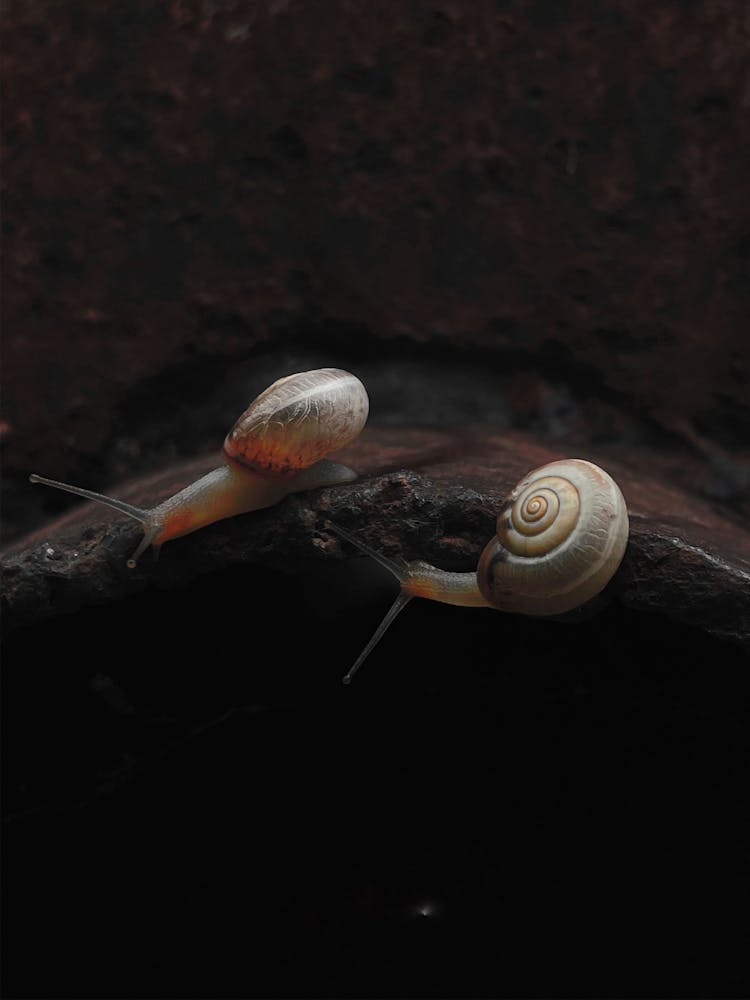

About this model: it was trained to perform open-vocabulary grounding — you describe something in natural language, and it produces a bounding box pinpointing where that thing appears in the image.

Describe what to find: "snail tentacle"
[30,369,369,568]
[331,459,629,683]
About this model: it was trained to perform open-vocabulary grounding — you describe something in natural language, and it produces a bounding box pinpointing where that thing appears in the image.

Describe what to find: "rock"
[3,428,749,650]
[3,1,749,542]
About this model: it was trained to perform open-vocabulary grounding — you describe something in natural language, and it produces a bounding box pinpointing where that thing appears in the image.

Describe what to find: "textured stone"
[3,428,748,650]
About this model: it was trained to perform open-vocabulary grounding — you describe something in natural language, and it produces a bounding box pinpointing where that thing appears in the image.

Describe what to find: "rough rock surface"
[4,428,749,650]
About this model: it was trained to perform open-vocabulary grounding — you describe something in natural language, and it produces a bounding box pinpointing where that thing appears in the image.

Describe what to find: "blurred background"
[3,0,749,535]
[2,2,749,997]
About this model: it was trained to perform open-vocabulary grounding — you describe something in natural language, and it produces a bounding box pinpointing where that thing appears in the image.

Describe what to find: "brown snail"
[30,368,369,568]
[330,459,629,683]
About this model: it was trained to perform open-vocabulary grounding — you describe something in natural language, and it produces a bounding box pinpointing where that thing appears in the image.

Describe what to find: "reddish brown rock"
[3,428,748,651]
[2,1,749,543]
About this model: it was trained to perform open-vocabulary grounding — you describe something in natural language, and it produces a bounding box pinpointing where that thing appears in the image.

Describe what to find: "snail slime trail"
[29,369,369,568]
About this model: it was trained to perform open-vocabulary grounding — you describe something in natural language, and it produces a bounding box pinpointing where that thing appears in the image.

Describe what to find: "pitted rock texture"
[3,428,748,650]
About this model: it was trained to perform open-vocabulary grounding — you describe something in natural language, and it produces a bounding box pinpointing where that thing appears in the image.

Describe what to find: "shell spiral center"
[499,475,580,557]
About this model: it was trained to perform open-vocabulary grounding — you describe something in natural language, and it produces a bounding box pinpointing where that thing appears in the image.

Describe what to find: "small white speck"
[408,898,442,920]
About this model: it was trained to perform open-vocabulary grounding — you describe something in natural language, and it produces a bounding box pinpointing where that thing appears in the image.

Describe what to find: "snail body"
[31,368,369,568]
[330,459,629,683]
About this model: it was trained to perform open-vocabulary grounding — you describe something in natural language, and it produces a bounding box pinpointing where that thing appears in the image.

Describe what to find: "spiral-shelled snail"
[330,459,629,683]
[30,368,369,568]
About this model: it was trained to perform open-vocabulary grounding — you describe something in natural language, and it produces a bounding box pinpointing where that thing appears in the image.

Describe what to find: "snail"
[30,367,369,568]
[330,459,629,683]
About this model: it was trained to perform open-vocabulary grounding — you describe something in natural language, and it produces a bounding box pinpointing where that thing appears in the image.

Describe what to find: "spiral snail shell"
[477,459,629,616]
[330,458,629,683]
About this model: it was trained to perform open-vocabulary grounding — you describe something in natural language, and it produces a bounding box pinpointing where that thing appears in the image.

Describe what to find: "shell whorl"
[223,368,369,477]
[477,459,629,616]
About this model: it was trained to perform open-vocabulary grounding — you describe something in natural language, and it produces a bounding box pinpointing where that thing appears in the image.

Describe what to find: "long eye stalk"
[341,591,413,685]
[327,522,414,684]
[29,473,158,568]
[29,474,148,523]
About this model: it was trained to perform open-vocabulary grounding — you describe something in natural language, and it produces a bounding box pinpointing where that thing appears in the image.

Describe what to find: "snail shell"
[223,368,369,477]
[476,459,629,616]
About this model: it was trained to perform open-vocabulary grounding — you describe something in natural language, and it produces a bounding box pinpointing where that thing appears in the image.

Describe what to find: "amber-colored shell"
[476,459,629,616]
[223,368,369,477]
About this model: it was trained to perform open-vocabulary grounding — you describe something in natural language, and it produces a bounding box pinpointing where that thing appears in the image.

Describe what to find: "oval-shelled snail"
[30,368,369,568]
[330,459,629,683]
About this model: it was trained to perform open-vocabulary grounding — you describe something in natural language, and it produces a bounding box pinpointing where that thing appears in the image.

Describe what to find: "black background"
[3,559,749,997]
